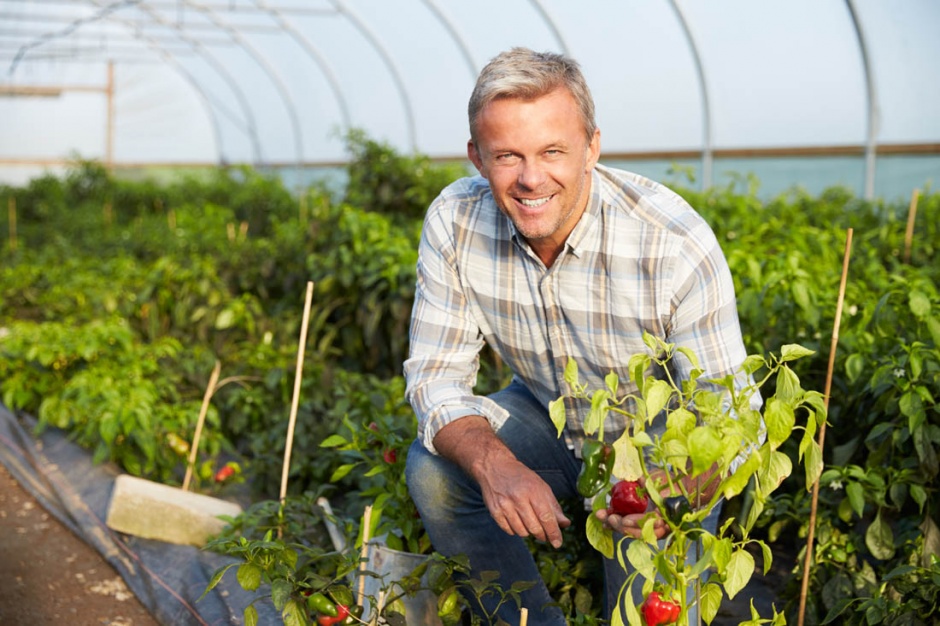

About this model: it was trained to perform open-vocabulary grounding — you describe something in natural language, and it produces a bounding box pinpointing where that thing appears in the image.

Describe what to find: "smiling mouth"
[518,195,552,208]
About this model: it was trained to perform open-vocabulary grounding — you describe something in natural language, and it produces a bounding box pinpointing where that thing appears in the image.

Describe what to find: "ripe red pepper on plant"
[642,590,681,626]
[607,480,649,516]
[213,463,237,483]
[382,448,397,464]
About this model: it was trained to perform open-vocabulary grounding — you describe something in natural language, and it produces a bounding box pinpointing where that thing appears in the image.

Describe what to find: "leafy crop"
[1,139,938,624]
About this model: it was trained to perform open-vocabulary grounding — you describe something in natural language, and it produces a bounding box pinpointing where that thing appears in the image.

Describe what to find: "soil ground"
[0,463,159,626]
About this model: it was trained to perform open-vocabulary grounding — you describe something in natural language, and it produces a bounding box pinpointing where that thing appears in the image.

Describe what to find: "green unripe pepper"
[577,439,615,498]
[307,592,338,617]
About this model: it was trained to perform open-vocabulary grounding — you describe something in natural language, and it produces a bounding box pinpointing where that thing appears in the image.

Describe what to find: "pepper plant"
[549,332,825,625]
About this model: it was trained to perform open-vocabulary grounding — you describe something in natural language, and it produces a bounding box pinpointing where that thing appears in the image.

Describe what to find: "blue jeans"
[405,381,720,625]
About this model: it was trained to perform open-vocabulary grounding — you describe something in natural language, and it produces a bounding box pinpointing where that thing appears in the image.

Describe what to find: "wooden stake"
[7,196,15,253]
[182,360,222,492]
[357,504,373,610]
[797,228,853,626]
[279,281,315,502]
[520,607,529,626]
[903,188,920,264]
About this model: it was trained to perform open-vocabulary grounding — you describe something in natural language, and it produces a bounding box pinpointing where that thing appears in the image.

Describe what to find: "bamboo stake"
[903,188,920,263]
[357,504,373,610]
[279,281,315,503]
[797,228,853,626]
[7,196,15,253]
[183,360,222,492]
[520,607,529,626]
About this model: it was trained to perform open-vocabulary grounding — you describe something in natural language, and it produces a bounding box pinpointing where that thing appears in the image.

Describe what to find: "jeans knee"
[405,440,472,524]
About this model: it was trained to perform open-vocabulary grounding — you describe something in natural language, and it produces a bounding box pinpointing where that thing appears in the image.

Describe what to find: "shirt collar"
[562,167,603,259]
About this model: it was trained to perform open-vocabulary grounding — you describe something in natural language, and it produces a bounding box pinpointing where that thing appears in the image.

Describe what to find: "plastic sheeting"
[0,403,279,626]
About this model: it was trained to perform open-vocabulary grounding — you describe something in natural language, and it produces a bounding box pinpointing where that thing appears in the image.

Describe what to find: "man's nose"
[517,158,547,190]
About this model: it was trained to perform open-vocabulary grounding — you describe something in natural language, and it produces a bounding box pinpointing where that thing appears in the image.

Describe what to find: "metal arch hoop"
[250,0,353,137]
[99,19,228,164]
[846,0,878,200]
[420,0,480,80]
[528,0,570,55]
[330,0,418,152]
[121,1,265,164]
[667,0,713,191]
[181,0,305,166]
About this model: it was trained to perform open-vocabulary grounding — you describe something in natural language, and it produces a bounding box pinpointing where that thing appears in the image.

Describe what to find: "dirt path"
[0,463,160,626]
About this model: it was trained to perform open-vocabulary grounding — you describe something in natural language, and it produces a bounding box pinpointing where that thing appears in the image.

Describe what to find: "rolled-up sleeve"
[403,199,509,454]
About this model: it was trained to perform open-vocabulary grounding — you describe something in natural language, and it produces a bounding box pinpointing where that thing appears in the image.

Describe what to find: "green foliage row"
[1,140,938,623]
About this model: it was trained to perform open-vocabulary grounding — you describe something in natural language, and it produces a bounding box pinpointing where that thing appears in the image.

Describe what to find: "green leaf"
[198,563,237,600]
[845,353,865,384]
[761,450,793,492]
[625,540,656,583]
[585,389,611,436]
[282,599,307,626]
[740,354,766,376]
[899,391,924,420]
[909,290,931,319]
[320,434,347,448]
[628,353,651,385]
[687,426,722,476]
[270,579,292,610]
[700,582,722,624]
[761,542,773,575]
[643,379,673,420]
[846,481,865,518]
[865,509,896,560]
[237,562,263,591]
[927,315,940,346]
[722,454,760,500]
[803,439,823,490]
[548,398,566,438]
[779,344,815,362]
[586,510,613,559]
[329,463,357,482]
[774,366,802,402]
[244,605,259,626]
[676,345,702,370]
[612,432,643,481]
[724,548,755,599]
[605,371,619,396]
[563,357,578,387]
[764,397,795,450]
[218,307,242,330]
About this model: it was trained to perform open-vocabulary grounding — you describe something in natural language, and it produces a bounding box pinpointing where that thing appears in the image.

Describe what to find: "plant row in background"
[0,136,937,624]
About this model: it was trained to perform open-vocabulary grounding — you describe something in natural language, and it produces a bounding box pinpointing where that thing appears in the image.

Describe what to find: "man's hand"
[433,416,570,548]
[595,465,723,539]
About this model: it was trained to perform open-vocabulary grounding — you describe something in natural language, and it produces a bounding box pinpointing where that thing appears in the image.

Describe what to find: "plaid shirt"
[404,164,757,454]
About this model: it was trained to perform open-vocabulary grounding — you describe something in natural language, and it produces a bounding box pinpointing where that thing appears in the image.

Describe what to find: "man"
[404,47,754,624]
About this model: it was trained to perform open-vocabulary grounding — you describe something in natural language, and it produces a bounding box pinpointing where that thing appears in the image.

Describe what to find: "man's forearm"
[432,415,517,484]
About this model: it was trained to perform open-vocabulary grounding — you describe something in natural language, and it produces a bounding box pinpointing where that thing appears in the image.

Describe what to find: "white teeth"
[519,196,550,207]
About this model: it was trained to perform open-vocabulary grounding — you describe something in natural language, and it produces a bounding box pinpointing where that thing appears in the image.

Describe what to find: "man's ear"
[585,128,601,172]
[467,139,485,176]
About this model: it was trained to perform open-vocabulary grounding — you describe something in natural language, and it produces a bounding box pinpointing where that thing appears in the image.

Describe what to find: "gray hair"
[468,47,596,143]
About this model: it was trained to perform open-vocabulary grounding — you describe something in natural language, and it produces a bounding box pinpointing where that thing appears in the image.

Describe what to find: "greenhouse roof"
[1,0,938,196]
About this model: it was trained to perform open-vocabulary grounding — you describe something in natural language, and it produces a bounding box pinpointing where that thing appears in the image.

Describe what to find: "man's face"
[468,87,601,265]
